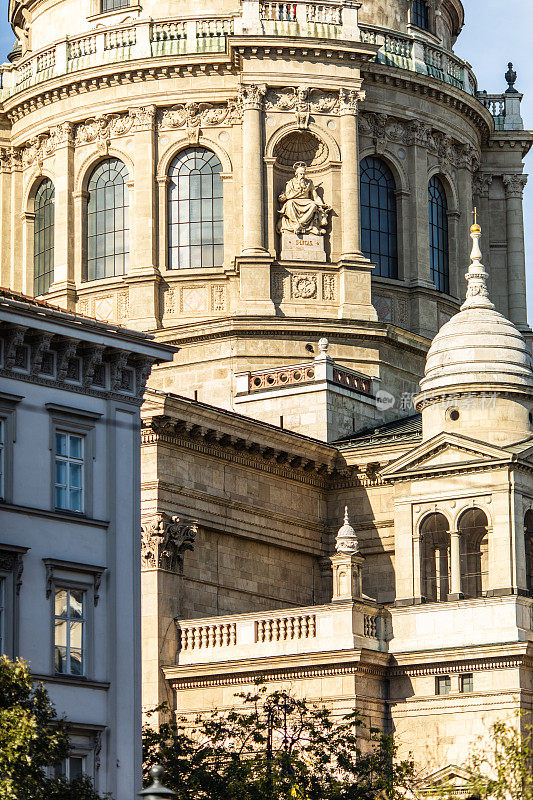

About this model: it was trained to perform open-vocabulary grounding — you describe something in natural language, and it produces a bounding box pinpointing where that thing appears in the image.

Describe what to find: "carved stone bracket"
[56,339,79,380]
[82,344,105,388]
[0,548,27,595]
[4,326,28,369]
[141,512,198,573]
[29,332,54,375]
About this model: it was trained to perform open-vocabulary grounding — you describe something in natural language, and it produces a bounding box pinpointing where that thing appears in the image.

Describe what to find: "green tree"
[143,684,415,800]
[0,656,107,800]
[464,718,533,800]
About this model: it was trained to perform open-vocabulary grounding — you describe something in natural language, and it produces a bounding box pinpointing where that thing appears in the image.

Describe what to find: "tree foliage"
[464,718,533,800]
[143,684,415,800]
[0,656,106,800]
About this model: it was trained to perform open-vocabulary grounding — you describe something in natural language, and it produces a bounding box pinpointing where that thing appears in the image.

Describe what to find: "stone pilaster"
[46,123,76,310]
[240,84,267,256]
[503,173,528,329]
[339,88,364,260]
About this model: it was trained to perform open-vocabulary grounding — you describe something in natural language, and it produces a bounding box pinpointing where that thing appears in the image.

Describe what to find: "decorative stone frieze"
[141,512,198,573]
[359,111,480,171]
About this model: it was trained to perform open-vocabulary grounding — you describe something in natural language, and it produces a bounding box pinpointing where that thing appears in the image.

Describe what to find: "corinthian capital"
[503,173,528,199]
[141,512,198,573]
[472,171,493,199]
[339,88,365,115]
[239,84,267,111]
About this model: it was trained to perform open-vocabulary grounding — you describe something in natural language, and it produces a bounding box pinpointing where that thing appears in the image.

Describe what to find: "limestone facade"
[3,0,533,788]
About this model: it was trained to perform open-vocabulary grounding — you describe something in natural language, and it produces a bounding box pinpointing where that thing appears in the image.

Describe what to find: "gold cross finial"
[472,207,478,225]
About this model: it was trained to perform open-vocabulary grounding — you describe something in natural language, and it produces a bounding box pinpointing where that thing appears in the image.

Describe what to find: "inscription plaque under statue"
[277,161,330,263]
[280,232,327,262]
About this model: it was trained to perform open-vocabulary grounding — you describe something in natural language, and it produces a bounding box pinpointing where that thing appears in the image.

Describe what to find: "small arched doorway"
[421,513,450,602]
[458,508,489,598]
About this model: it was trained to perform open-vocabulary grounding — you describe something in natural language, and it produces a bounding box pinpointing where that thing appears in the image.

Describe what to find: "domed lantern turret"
[331,507,365,602]
[415,214,533,445]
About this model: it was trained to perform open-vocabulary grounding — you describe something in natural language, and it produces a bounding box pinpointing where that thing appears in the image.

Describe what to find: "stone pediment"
[380,432,513,479]
[418,764,474,796]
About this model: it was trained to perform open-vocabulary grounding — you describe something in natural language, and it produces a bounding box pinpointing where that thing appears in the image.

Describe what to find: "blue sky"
[0,0,532,320]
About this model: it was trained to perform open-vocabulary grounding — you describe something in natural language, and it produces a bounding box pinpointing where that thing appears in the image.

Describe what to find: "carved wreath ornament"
[141,513,198,573]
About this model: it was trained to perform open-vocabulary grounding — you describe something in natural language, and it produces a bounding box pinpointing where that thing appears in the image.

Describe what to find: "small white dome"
[420,307,533,393]
[336,507,359,554]
[419,221,533,397]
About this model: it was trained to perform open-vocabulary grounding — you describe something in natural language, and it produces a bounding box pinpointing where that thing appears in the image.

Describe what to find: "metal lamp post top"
[138,765,176,799]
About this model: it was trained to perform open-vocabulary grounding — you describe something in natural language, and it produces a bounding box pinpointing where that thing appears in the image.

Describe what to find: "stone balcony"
[0,0,481,107]
[173,599,387,669]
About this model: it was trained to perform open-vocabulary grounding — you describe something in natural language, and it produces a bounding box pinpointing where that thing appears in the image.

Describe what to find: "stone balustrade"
[359,24,477,97]
[237,357,375,397]
[0,6,484,104]
[175,601,386,665]
[477,91,525,132]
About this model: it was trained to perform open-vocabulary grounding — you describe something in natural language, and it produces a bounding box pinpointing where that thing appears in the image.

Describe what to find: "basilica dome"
[419,224,533,395]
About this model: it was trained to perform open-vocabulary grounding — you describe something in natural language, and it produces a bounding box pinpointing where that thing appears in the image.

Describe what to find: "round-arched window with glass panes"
[428,176,449,294]
[168,148,224,270]
[34,178,55,296]
[360,156,398,279]
[412,0,429,30]
[85,158,129,282]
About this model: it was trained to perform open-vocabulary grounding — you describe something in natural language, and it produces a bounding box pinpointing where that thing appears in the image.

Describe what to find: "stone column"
[46,123,76,310]
[503,173,528,329]
[240,84,267,256]
[339,88,364,260]
[448,530,463,601]
[413,534,423,603]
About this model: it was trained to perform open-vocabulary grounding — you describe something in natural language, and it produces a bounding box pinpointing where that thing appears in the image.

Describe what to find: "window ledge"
[0,501,109,529]
[32,673,110,690]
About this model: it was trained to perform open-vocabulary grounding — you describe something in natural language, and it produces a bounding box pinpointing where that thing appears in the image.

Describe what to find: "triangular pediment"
[381,432,513,478]
[418,765,474,797]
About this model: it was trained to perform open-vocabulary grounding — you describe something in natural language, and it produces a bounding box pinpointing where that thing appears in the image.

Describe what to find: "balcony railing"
[359,23,477,96]
[1,6,482,110]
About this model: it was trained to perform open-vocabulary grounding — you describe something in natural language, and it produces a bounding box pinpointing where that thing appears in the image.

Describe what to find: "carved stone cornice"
[503,173,528,199]
[141,512,198,573]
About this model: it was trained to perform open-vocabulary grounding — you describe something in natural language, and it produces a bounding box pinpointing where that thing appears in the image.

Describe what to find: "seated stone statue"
[277,162,330,236]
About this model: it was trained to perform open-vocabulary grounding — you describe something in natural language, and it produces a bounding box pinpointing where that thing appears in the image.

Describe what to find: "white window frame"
[0,545,28,659]
[0,392,23,504]
[44,559,105,681]
[53,585,87,677]
[54,431,85,514]
[46,404,101,519]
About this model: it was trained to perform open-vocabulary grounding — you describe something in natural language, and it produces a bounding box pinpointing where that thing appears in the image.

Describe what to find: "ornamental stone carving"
[239,83,267,111]
[141,513,198,573]
[503,173,528,198]
[472,172,493,198]
[339,88,365,114]
[265,87,339,116]
[292,273,318,299]
[159,99,242,135]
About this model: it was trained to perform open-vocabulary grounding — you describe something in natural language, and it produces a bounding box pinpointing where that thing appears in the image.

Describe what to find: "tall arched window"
[428,176,449,294]
[412,0,429,29]
[421,513,450,602]
[168,148,223,270]
[360,156,398,279]
[458,509,489,599]
[34,178,55,296]
[525,511,533,593]
[85,158,129,282]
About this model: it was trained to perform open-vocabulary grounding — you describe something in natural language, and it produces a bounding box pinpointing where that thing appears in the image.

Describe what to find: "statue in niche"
[277,162,330,236]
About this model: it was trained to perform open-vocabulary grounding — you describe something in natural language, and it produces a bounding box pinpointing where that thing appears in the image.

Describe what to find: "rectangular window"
[55,755,86,781]
[436,675,451,695]
[54,587,85,676]
[460,673,474,693]
[101,0,129,10]
[54,432,84,513]
[0,576,5,655]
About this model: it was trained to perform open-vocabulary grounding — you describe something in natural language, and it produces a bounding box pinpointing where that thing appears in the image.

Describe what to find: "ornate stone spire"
[460,211,495,312]
[335,506,359,554]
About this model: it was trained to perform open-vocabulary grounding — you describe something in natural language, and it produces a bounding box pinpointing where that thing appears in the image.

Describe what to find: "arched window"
[168,148,223,270]
[421,513,450,602]
[360,156,398,279]
[458,509,489,598]
[428,176,449,294]
[412,0,429,30]
[34,178,55,296]
[85,158,129,282]
[525,511,533,593]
